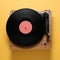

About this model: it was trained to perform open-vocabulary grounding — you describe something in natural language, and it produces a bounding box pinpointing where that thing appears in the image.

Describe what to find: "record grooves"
[6,8,46,48]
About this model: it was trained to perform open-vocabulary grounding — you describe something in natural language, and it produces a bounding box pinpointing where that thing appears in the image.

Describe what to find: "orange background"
[0,0,60,60]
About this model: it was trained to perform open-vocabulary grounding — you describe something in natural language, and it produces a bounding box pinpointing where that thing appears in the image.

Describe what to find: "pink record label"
[19,20,32,34]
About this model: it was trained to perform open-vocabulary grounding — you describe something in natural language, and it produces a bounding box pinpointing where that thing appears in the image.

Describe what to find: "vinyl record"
[6,8,45,48]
